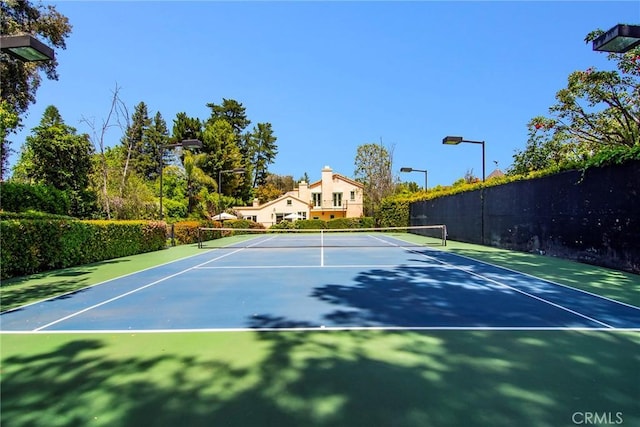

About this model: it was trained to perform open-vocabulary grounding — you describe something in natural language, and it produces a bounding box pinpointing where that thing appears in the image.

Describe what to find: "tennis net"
[197,225,447,249]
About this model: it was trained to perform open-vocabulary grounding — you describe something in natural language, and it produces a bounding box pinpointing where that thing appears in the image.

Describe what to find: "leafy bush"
[163,198,188,220]
[326,218,362,229]
[0,182,70,215]
[172,220,219,245]
[359,217,376,228]
[294,219,326,230]
[269,221,296,230]
[223,219,265,230]
[1,219,166,280]
[378,199,410,228]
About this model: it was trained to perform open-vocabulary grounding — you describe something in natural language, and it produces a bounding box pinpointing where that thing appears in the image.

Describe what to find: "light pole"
[400,167,428,191]
[218,168,246,217]
[442,136,486,245]
[592,24,640,53]
[442,136,485,182]
[0,34,55,61]
[159,138,202,219]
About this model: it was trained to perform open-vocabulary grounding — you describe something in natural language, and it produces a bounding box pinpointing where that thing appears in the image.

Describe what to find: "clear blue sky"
[8,1,639,187]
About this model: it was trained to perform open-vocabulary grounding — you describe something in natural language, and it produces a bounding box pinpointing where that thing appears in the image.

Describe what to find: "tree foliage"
[0,0,72,116]
[14,106,93,192]
[511,30,639,175]
[354,142,395,217]
[1,0,73,180]
[248,122,278,188]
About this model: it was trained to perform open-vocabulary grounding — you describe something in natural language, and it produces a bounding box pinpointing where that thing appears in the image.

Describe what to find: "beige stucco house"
[234,166,364,227]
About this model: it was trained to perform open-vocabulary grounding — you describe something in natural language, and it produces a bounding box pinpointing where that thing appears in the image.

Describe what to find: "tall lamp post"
[442,136,485,182]
[400,167,428,190]
[442,135,486,245]
[218,168,246,217]
[159,138,202,219]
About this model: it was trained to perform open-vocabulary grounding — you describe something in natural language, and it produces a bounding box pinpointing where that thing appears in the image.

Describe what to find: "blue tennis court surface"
[2,232,639,332]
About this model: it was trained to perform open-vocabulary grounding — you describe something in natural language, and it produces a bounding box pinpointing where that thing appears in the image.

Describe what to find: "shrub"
[295,219,326,230]
[1,219,166,280]
[326,218,361,229]
[0,182,70,215]
[172,220,219,245]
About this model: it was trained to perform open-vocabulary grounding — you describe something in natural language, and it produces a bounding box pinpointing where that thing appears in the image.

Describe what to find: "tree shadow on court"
[2,329,638,427]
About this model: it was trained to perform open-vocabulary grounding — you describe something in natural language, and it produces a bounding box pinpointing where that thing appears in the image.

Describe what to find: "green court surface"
[1,330,638,426]
[1,239,639,426]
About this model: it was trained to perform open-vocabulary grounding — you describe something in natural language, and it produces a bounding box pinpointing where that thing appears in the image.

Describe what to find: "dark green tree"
[172,112,202,141]
[247,122,278,188]
[201,119,243,197]
[0,0,72,180]
[15,105,92,190]
[14,105,95,215]
[122,102,151,180]
[206,98,251,137]
[141,111,169,181]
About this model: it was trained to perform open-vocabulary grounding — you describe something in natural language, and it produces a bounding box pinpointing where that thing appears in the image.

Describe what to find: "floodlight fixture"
[442,136,463,145]
[442,135,485,182]
[400,167,428,190]
[180,138,203,148]
[0,34,54,62]
[592,24,640,53]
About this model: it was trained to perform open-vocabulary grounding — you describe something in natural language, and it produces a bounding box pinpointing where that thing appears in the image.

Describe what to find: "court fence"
[409,161,640,274]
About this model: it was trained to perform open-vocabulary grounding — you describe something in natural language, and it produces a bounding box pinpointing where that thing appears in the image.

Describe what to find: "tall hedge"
[1,219,166,279]
[378,199,410,228]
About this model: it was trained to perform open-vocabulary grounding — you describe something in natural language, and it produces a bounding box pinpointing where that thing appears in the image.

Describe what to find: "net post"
[198,227,201,249]
[443,225,447,246]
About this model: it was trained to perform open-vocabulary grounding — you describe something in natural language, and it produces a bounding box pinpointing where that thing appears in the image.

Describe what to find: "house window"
[312,193,321,207]
[333,192,343,207]
[350,190,356,201]
[298,211,307,220]
[287,199,292,206]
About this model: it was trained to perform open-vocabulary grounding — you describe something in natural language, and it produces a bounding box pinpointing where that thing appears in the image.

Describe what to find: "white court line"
[195,264,446,269]
[367,235,616,328]
[378,233,640,312]
[2,326,639,335]
[443,250,640,311]
[0,247,220,315]
[32,237,277,332]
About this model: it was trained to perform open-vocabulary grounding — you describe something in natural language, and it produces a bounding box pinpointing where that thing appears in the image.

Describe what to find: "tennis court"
[2,227,638,332]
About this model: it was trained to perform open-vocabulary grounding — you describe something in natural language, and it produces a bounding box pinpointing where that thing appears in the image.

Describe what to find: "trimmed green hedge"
[269,217,376,230]
[172,220,218,245]
[1,219,166,280]
[171,219,266,245]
